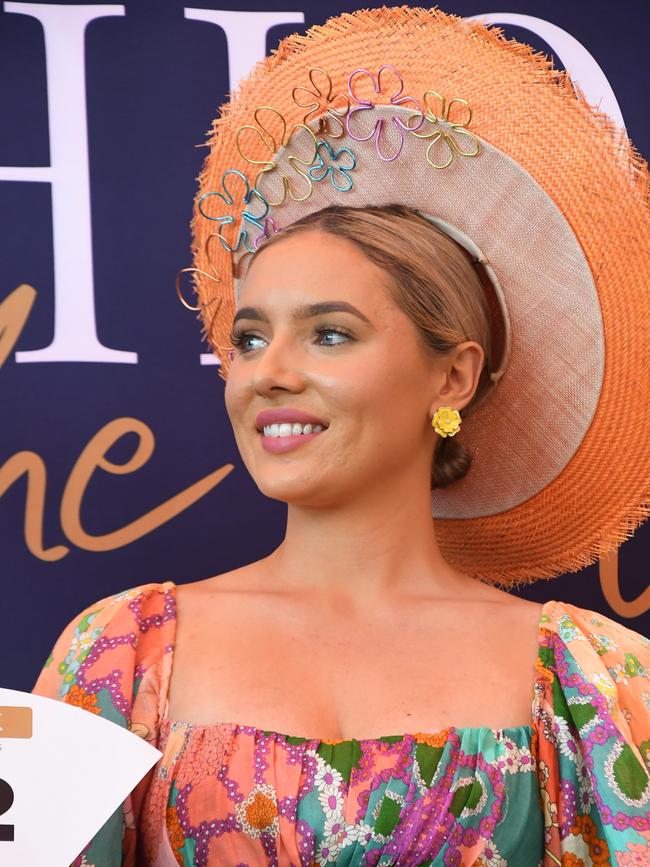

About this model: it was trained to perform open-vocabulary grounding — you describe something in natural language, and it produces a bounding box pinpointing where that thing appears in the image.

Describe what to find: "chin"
[256,476,335,507]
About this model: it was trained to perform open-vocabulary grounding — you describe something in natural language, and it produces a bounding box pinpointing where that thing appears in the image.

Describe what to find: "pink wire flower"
[345,64,424,162]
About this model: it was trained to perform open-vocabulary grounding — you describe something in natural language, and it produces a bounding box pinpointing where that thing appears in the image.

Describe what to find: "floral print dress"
[32,581,650,866]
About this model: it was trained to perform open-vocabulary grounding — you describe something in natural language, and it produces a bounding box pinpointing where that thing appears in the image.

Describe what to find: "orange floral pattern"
[32,583,650,866]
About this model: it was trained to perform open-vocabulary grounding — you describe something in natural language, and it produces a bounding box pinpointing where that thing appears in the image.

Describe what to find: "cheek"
[360,363,429,443]
[223,380,259,459]
[324,350,417,421]
[322,370,400,449]
[223,372,247,425]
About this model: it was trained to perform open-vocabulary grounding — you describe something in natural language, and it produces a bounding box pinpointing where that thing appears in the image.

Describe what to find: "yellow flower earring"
[431,406,462,438]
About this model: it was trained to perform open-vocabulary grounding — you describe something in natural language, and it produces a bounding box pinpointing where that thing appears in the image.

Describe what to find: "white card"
[0,687,162,866]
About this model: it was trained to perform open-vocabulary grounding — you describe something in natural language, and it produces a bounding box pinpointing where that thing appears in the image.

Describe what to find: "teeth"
[262,422,326,437]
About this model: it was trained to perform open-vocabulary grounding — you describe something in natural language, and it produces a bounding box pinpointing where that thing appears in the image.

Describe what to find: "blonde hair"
[251,204,496,490]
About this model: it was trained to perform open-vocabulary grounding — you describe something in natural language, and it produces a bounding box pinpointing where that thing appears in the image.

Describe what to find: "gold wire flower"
[236,106,318,206]
[432,406,462,437]
[291,67,350,138]
[410,91,481,169]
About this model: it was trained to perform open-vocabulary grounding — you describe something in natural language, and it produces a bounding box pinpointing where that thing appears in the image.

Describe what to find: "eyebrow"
[232,300,372,327]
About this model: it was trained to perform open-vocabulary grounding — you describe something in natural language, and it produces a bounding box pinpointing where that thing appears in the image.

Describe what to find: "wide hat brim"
[188,5,650,587]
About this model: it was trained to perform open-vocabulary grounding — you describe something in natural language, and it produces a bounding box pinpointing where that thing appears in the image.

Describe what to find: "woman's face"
[224,229,475,507]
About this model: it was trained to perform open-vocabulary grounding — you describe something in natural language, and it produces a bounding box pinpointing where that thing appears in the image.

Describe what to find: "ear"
[433,341,484,410]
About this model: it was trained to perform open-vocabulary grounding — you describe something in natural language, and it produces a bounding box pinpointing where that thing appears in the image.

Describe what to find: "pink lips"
[256,408,328,454]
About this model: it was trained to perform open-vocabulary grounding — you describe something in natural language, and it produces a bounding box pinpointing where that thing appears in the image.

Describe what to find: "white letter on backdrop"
[183,8,305,366]
[2,3,135,363]
[468,12,624,125]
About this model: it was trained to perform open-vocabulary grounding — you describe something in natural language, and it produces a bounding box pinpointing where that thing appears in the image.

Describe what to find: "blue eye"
[229,326,353,355]
[230,332,265,354]
[314,326,351,346]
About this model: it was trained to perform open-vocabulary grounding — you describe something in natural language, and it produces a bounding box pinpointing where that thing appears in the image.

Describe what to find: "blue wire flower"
[308,139,357,192]
[197,169,270,254]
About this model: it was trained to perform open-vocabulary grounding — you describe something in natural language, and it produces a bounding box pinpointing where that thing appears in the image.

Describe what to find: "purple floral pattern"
[33,583,650,865]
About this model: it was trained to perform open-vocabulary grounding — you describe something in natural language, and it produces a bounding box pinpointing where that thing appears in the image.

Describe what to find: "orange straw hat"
[180,5,650,588]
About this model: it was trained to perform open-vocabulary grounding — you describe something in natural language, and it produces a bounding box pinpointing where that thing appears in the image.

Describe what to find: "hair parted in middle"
[246,203,497,491]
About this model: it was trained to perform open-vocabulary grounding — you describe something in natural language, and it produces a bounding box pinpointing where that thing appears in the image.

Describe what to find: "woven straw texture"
[189,5,650,587]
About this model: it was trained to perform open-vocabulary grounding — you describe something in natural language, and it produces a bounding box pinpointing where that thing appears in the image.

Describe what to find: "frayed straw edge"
[469,494,650,590]
[190,4,650,386]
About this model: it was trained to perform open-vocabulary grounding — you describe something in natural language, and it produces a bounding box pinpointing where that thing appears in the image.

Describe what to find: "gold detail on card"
[0,706,33,739]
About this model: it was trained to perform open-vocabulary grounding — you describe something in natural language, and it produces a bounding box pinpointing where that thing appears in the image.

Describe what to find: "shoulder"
[538,598,650,752]
[29,581,176,862]
[532,602,650,859]
[539,598,650,684]
[541,598,649,661]
[32,580,177,719]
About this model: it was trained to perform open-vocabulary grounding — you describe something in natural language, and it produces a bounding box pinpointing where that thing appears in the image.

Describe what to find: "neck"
[263,470,483,611]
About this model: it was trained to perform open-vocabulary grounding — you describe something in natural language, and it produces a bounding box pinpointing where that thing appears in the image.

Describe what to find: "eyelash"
[229,326,354,355]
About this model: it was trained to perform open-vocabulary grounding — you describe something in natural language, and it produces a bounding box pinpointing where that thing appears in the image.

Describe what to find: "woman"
[33,6,650,866]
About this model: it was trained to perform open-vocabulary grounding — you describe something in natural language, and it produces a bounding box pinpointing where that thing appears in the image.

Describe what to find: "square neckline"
[156,579,556,745]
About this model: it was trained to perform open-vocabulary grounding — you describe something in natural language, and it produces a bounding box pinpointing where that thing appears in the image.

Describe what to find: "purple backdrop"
[1,0,649,696]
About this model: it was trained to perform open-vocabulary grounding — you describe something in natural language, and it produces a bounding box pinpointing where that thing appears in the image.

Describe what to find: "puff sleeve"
[533,600,650,865]
[31,581,176,866]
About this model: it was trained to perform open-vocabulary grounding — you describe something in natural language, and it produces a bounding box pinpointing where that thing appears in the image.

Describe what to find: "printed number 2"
[0,778,15,841]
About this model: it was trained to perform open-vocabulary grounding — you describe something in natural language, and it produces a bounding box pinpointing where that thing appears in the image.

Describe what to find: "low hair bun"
[431,435,472,490]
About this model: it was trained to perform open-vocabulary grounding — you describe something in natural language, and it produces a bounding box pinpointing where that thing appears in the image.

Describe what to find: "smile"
[263,423,325,437]
[260,424,326,454]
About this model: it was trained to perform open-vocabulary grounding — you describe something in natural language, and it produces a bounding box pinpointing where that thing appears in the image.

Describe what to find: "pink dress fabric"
[32,580,650,866]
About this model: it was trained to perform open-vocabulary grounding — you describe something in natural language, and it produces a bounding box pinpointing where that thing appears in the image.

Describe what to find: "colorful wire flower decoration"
[409,91,481,169]
[308,139,357,192]
[236,106,318,206]
[197,169,270,254]
[175,236,235,360]
[175,265,221,312]
[291,67,350,139]
[253,215,283,250]
[345,64,424,162]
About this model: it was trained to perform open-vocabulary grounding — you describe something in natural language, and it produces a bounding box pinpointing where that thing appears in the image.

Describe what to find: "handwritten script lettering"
[1,285,234,559]
[61,418,234,552]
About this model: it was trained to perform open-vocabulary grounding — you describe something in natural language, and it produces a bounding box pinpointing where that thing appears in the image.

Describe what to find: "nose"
[250,333,307,396]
